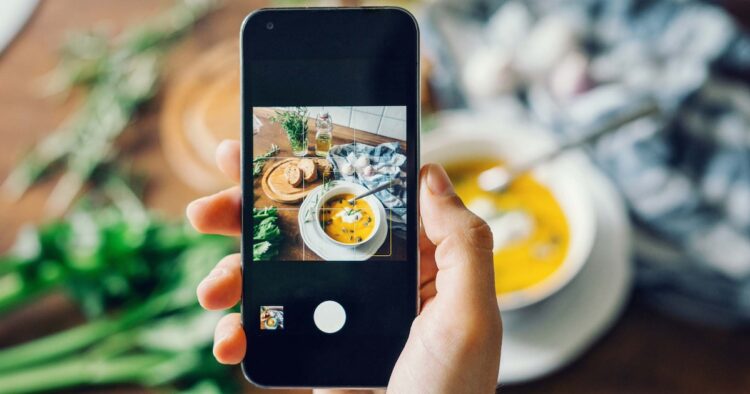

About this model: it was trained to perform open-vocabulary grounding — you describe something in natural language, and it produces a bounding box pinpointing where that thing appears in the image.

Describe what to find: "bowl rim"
[423,128,597,311]
[314,181,384,247]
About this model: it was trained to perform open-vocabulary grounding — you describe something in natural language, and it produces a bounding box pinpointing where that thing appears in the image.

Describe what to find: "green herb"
[0,343,230,394]
[345,208,361,216]
[303,180,334,223]
[0,0,215,215]
[270,107,309,155]
[253,207,282,261]
[303,196,319,224]
[252,144,280,177]
[0,199,237,393]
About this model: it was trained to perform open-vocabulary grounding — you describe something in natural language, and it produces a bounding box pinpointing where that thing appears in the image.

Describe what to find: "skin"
[187,140,502,394]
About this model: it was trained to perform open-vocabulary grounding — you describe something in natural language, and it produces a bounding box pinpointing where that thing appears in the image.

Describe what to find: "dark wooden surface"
[0,1,749,393]
[252,108,406,262]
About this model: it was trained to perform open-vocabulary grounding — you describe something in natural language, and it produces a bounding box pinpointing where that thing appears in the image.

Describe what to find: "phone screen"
[241,8,419,388]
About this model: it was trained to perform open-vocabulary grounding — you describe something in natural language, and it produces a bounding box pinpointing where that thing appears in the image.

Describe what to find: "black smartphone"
[240,7,419,389]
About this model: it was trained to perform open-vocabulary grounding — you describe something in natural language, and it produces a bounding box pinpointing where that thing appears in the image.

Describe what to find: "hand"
[186,140,502,393]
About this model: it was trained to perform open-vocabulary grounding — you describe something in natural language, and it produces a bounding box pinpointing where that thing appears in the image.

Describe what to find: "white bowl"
[314,181,384,247]
[423,118,596,311]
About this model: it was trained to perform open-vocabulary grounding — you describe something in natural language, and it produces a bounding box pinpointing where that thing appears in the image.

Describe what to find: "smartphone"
[240,8,419,388]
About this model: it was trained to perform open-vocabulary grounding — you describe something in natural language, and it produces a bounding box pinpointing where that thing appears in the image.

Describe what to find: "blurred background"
[1,0,750,393]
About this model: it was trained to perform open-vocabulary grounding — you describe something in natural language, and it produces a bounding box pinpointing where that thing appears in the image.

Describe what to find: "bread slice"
[315,158,333,180]
[298,158,318,183]
[284,164,303,187]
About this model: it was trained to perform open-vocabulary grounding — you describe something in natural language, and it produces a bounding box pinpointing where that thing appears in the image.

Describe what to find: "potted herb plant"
[271,107,309,156]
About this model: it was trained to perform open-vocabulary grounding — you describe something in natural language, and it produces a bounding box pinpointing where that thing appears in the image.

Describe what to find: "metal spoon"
[348,178,403,204]
[478,100,661,193]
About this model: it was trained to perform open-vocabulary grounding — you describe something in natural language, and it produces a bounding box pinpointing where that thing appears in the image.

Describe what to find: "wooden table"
[252,108,406,262]
[1,1,750,394]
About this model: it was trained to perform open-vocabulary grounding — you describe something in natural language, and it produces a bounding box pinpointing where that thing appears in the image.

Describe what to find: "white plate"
[298,184,389,261]
[422,130,596,311]
[0,0,38,55]
[498,163,633,384]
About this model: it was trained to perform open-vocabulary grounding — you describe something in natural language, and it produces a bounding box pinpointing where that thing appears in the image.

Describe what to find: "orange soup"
[445,159,570,295]
[319,193,375,244]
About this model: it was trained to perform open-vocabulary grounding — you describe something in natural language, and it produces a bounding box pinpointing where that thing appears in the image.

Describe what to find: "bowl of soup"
[423,119,596,311]
[316,182,383,247]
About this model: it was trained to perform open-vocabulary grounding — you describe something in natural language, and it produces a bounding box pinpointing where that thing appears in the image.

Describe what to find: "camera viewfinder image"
[251,106,408,262]
[260,306,284,330]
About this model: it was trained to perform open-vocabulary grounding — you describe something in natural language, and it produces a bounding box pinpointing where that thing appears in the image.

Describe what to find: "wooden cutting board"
[260,158,324,204]
[160,41,239,192]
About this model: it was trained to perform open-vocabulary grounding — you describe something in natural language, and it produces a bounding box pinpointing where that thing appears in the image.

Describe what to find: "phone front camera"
[266,22,274,30]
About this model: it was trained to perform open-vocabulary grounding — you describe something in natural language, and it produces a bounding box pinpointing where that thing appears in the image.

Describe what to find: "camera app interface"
[251,106,407,262]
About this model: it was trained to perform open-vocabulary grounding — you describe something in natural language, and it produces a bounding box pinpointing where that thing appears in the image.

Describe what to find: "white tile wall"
[383,106,406,120]
[325,106,353,127]
[272,106,407,141]
[306,106,324,116]
[350,110,382,134]
[378,116,407,141]
[356,106,385,116]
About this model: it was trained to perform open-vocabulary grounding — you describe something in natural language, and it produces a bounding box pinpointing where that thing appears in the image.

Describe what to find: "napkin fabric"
[327,142,408,233]
[422,0,750,325]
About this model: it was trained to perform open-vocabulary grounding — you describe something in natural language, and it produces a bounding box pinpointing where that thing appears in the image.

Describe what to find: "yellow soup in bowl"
[444,159,570,295]
[319,193,376,245]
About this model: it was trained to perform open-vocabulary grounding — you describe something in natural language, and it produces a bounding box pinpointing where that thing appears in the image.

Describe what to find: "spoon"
[477,100,660,193]
[348,178,403,204]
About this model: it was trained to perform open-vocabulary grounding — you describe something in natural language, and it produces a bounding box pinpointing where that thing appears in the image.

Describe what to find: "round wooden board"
[159,41,239,192]
[260,158,323,203]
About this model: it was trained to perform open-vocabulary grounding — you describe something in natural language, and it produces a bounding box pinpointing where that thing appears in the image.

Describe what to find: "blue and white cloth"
[423,0,750,325]
[328,142,408,233]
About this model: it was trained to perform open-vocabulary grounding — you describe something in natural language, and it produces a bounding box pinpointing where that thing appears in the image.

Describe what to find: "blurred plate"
[422,129,596,311]
[0,0,38,55]
[498,160,632,384]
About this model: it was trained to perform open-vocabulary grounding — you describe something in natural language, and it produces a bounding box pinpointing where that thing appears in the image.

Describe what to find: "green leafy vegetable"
[303,179,334,223]
[253,207,282,260]
[252,144,280,177]
[0,181,238,393]
[0,209,237,393]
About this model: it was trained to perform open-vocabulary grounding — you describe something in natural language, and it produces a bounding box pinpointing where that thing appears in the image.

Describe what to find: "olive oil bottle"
[315,112,333,157]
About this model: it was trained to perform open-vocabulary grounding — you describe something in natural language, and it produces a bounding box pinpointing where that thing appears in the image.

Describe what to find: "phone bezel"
[239,7,420,389]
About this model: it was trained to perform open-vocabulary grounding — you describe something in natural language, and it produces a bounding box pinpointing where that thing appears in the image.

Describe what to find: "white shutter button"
[313,300,346,334]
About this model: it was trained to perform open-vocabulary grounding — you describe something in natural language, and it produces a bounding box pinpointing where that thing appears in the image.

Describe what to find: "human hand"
[186,140,502,394]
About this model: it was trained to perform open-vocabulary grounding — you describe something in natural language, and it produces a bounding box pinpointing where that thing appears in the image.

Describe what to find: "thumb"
[419,164,497,314]
[386,165,501,392]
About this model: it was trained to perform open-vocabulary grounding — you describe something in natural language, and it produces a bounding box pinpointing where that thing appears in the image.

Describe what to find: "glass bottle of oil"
[315,112,333,157]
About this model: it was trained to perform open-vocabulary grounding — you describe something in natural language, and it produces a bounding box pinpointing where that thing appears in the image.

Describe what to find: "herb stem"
[0,279,57,317]
[0,319,120,373]
[0,353,174,394]
[0,289,181,373]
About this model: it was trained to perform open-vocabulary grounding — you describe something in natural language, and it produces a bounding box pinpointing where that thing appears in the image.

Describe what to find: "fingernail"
[215,329,231,345]
[186,198,206,218]
[217,139,233,154]
[205,268,227,282]
[426,164,455,196]
[215,323,239,349]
